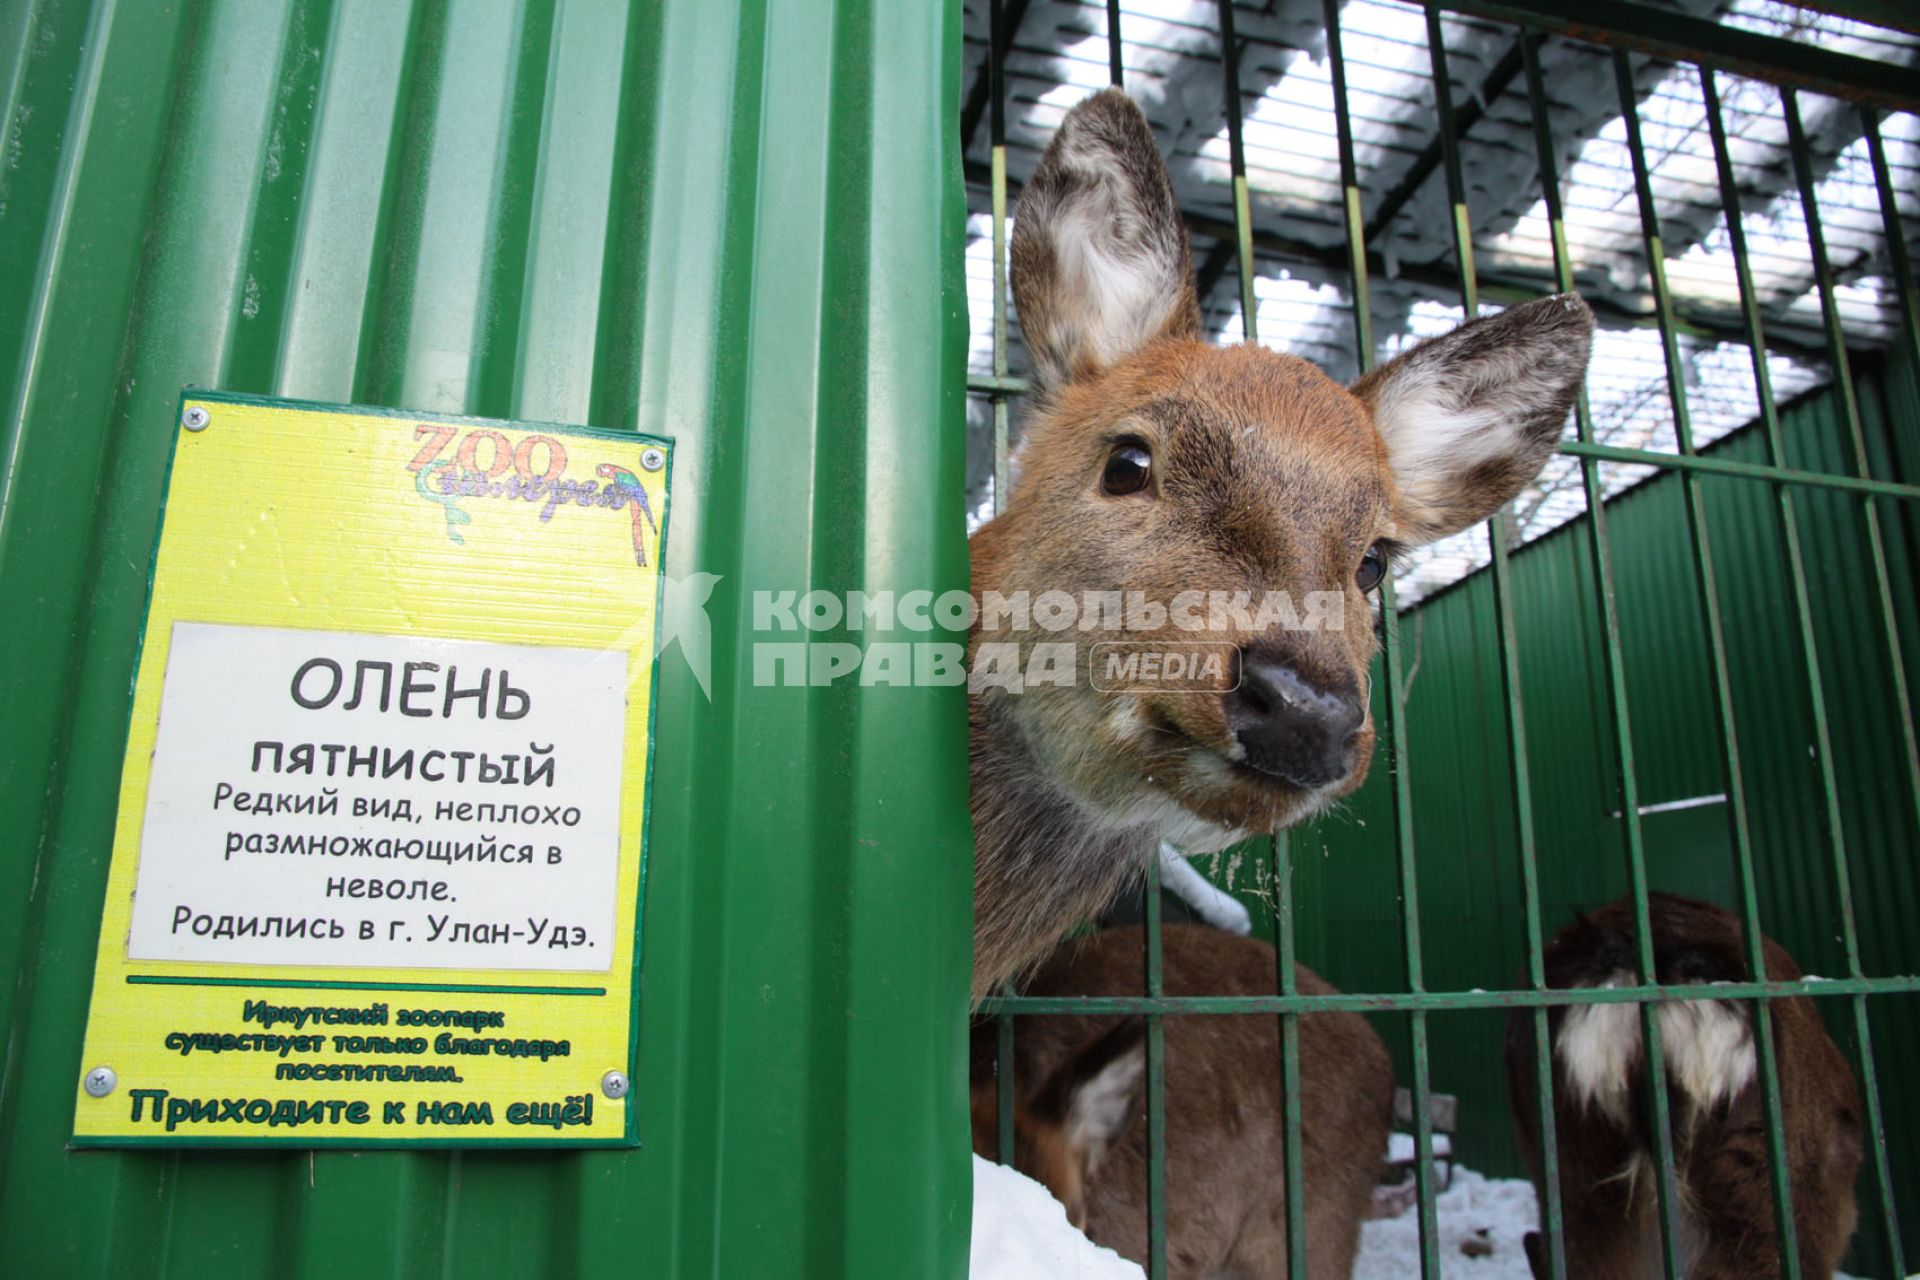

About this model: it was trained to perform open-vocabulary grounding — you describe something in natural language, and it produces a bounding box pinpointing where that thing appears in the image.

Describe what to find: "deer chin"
[1008,685,1360,849]
[1128,699,1373,839]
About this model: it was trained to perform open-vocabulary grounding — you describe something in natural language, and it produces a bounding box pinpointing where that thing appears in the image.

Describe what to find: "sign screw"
[639,447,666,472]
[182,406,210,432]
[600,1070,630,1100]
[83,1066,117,1098]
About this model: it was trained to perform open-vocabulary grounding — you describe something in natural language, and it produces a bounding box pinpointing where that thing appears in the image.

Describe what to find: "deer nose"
[1222,659,1364,789]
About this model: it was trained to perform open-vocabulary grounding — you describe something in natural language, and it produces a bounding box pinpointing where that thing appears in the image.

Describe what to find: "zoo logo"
[406,424,659,569]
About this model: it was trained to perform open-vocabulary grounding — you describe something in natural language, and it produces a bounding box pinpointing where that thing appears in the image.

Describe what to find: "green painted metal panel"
[0,1,971,1277]
[1210,351,1920,1271]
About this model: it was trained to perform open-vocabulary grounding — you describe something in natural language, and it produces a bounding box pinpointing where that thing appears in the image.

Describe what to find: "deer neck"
[968,695,1161,1001]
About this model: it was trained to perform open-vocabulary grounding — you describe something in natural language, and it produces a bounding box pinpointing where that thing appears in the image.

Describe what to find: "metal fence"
[0,2,972,1275]
[967,2,1920,1277]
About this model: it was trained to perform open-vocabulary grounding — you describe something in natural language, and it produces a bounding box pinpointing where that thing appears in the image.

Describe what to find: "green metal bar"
[123,976,605,996]
[1698,65,1808,1280]
[1211,8,1300,1271]
[986,0,1016,1187]
[1509,34,1571,1279]
[1438,0,1920,112]
[1424,6,1477,317]
[967,373,1028,397]
[1863,110,1920,419]
[1216,0,1257,340]
[995,1011,1015,1164]
[1321,0,1372,363]
[1271,835,1308,1279]
[1304,10,1369,1273]
[1850,110,1920,1280]
[1510,64,1579,1280]
[1613,50,1730,1278]
[1783,86,1911,1278]
[978,973,1920,1015]
[1409,18,1490,1278]
[989,0,1011,516]
[1554,441,1920,499]
[1386,575,1438,1280]
[1335,13,1429,1278]
[1142,850,1167,1280]
[1847,114,1920,827]
[991,149,1010,515]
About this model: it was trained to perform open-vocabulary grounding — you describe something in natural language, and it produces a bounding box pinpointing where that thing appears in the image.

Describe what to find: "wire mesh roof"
[961,0,1920,602]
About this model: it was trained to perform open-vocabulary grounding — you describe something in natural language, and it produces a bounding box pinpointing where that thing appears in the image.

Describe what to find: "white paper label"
[126,622,628,972]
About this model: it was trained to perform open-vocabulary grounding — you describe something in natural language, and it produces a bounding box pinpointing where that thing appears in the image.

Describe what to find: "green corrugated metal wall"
[0,1,972,1277]
[1223,350,1920,1265]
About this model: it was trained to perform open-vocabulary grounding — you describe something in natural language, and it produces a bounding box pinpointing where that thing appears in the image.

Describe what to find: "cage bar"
[969,5,1920,1277]
[1783,85,1912,1276]
[979,974,1920,1016]
[1864,109,1920,390]
[989,0,1011,516]
[1143,849,1168,1280]
[1696,63,1806,1280]
[1609,47,1784,1279]
[1511,23,1588,1280]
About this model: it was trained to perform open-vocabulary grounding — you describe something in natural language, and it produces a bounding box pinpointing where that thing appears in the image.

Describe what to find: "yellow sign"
[72,391,671,1148]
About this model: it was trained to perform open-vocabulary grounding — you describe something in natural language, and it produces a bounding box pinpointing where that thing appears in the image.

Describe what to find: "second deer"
[1507,893,1863,1278]
[974,924,1395,1278]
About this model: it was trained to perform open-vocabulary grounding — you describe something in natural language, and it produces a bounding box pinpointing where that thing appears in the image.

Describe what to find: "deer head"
[969,89,1594,997]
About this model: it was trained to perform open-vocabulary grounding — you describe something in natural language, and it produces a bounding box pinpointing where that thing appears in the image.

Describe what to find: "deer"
[967,86,1596,1000]
[1505,893,1863,1279]
[971,923,1395,1278]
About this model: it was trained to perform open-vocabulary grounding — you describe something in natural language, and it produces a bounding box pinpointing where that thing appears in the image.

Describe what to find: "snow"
[1356,1167,1541,1280]
[1386,1131,1453,1162]
[975,1150,1913,1279]
[971,1155,1145,1280]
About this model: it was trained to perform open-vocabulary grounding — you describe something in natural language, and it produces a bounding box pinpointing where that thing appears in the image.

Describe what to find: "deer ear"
[1051,1019,1147,1163]
[1353,294,1595,545]
[1011,89,1199,394]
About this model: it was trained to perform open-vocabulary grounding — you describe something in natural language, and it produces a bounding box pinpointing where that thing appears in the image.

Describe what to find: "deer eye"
[1101,442,1153,496]
[1356,543,1387,593]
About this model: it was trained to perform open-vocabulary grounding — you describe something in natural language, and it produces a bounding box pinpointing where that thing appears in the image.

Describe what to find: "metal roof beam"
[1438,0,1920,111]
[1777,1,1920,38]
[960,0,1032,154]
[1363,35,1528,245]
[964,164,1840,360]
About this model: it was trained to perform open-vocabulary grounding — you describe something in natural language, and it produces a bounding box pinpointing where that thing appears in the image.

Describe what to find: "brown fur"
[969,88,1594,998]
[1506,895,1862,1278]
[974,925,1395,1279]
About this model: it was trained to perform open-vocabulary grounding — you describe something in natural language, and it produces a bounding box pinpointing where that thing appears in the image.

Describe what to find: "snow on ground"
[1356,1167,1540,1280]
[971,1155,1144,1279]
[975,1152,1914,1279]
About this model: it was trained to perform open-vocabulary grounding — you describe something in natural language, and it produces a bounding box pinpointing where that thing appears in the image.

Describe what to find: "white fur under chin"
[1556,974,1642,1126]
[1658,997,1756,1115]
[1556,973,1757,1125]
